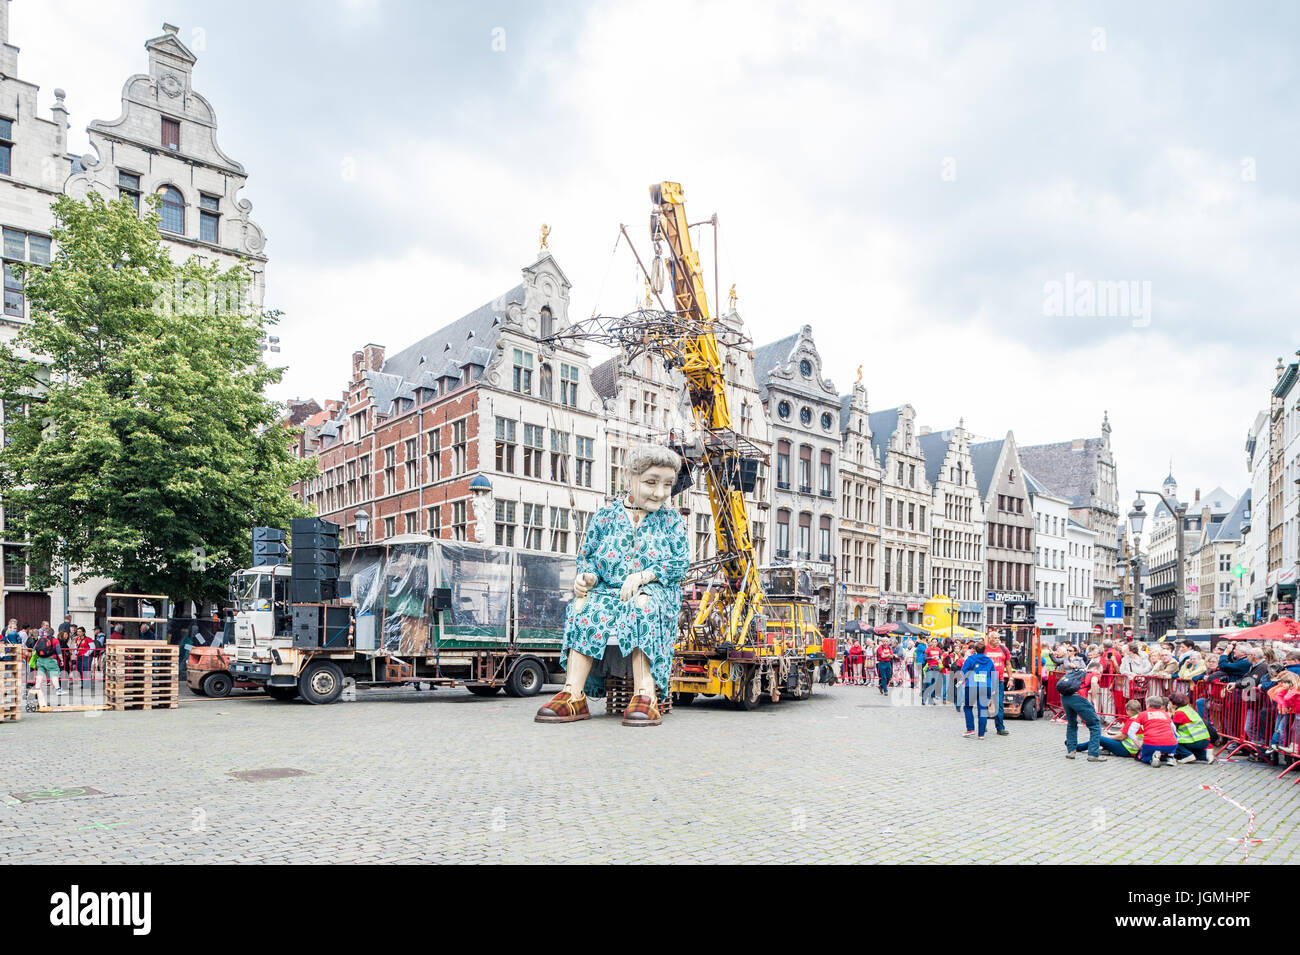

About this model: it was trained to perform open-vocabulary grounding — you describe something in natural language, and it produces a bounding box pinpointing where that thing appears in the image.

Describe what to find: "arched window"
[158,186,184,235]
[540,306,554,339]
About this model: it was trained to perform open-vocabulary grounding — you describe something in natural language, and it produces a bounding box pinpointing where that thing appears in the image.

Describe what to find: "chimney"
[50,89,68,156]
[363,343,385,372]
[1194,488,1200,503]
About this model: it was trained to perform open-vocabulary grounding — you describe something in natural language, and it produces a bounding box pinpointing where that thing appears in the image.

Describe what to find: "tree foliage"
[0,192,313,603]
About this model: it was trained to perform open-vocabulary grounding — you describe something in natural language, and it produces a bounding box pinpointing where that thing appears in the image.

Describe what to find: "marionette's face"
[627,465,677,512]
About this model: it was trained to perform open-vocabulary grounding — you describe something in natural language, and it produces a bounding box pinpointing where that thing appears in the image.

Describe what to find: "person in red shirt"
[1134,696,1179,766]
[875,640,894,696]
[922,641,944,704]
[845,639,865,685]
[984,633,1011,736]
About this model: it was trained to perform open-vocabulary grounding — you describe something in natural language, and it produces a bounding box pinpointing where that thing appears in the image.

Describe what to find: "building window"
[575,436,594,487]
[1,229,51,320]
[575,510,592,543]
[540,306,554,339]
[776,509,790,556]
[560,364,579,407]
[157,186,185,235]
[818,515,831,560]
[512,349,534,394]
[428,505,442,538]
[383,445,396,490]
[521,503,544,549]
[550,430,570,483]
[819,449,832,496]
[495,501,517,547]
[405,510,418,534]
[404,438,418,487]
[538,362,553,401]
[162,116,180,150]
[550,507,570,552]
[495,418,517,474]
[523,424,544,478]
[778,400,790,420]
[451,419,468,475]
[800,359,812,377]
[0,118,12,176]
[800,406,812,426]
[384,515,396,540]
[776,440,791,489]
[798,445,812,492]
[695,513,712,560]
[798,512,811,558]
[427,428,442,481]
[609,445,626,496]
[199,193,220,243]
[452,501,468,540]
[118,170,141,212]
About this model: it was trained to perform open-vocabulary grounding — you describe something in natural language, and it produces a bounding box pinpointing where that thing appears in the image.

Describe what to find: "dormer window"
[540,306,554,339]
[162,116,180,151]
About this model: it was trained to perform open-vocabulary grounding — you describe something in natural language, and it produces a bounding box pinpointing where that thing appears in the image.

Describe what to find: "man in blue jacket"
[961,642,996,740]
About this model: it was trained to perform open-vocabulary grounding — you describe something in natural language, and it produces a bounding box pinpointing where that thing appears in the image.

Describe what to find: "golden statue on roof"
[727,283,737,312]
[539,223,551,251]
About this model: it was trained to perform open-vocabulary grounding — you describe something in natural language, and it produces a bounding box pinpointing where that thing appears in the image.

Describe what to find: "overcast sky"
[17,0,1299,518]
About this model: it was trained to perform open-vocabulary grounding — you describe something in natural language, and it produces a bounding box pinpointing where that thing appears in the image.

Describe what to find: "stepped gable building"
[1017,416,1119,624]
[837,380,881,625]
[869,405,932,627]
[918,423,984,630]
[66,23,267,306]
[753,325,840,623]
[970,433,1036,628]
[592,306,772,566]
[293,254,607,552]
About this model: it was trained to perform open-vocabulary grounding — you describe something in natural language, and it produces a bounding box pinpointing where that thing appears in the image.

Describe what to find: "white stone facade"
[1031,487,1070,640]
[1065,520,1097,642]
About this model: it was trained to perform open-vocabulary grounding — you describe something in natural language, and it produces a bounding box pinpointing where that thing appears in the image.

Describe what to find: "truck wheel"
[1021,698,1038,721]
[730,666,762,710]
[467,684,503,696]
[504,659,546,698]
[201,672,233,698]
[299,662,344,705]
[266,685,299,701]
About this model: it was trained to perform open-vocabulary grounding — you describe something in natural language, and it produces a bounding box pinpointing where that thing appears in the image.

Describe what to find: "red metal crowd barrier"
[1044,669,1300,782]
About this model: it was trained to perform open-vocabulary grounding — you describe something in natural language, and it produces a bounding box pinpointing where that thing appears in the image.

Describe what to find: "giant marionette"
[535,444,689,727]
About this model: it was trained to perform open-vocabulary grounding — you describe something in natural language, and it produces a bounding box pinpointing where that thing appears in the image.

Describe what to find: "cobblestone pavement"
[2,679,1297,864]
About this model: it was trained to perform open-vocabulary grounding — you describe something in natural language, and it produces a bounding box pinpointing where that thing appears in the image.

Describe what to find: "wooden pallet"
[604,675,672,716]
[0,657,21,723]
[105,640,178,711]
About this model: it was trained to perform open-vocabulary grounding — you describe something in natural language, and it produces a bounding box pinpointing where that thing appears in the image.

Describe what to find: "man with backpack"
[31,626,64,697]
[1057,660,1104,761]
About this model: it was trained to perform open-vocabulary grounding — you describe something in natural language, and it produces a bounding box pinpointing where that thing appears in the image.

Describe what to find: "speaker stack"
[290,517,340,603]
[251,526,287,567]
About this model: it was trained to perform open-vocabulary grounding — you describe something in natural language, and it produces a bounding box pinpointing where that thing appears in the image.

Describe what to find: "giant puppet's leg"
[630,647,655,699]
[563,649,594,697]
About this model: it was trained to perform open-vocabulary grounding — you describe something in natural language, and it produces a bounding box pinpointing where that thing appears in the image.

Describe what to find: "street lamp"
[1134,489,1187,633]
[354,507,370,544]
[1127,498,1145,635]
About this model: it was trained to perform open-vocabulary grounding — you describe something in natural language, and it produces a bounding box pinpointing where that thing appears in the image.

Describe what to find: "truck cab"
[230,565,295,687]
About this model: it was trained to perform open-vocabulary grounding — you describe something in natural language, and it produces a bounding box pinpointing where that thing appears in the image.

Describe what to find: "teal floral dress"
[561,499,690,698]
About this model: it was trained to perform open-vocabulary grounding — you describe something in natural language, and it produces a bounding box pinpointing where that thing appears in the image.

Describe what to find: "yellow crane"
[546,181,827,708]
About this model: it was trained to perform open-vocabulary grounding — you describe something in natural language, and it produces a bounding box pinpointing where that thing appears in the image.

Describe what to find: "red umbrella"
[1225,617,1300,641]
[873,623,899,636]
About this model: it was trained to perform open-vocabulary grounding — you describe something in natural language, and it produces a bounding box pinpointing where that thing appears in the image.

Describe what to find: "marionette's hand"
[620,570,657,602]
[573,573,597,599]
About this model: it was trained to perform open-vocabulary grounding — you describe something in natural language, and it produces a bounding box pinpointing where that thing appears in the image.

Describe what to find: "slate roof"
[917,429,956,488]
[380,283,524,383]
[1211,489,1249,541]
[868,408,901,467]
[969,439,1006,501]
[591,356,619,401]
[751,333,799,401]
[1016,438,1107,507]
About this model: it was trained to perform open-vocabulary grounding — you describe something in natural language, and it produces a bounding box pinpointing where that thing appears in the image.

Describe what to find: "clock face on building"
[778,400,790,420]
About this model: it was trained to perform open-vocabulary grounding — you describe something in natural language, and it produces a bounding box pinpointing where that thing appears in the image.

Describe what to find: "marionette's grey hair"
[627,443,682,477]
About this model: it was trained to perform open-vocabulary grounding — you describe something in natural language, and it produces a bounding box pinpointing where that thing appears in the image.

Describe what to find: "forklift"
[989,599,1045,721]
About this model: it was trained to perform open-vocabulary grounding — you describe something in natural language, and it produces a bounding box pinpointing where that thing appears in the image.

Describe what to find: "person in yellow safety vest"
[1168,689,1214,764]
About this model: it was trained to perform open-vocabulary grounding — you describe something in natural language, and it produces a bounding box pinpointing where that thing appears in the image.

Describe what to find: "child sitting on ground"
[1133,696,1179,767]
[1169,690,1214,764]
[1097,699,1144,759]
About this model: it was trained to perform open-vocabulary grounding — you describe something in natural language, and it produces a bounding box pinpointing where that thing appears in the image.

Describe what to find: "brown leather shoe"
[621,693,662,726]
[534,690,591,723]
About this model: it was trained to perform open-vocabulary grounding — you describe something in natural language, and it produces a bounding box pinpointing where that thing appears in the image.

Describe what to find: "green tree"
[0,192,313,604]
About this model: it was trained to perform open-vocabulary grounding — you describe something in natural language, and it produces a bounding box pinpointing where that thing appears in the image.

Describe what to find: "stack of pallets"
[603,675,673,716]
[105,640,179,711]
[0,656,21,722]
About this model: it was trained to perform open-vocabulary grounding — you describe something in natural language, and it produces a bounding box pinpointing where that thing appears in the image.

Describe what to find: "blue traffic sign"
[1104,600,1123,620]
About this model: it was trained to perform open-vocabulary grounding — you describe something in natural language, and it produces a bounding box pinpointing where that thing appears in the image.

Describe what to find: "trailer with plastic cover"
[230,534,570,703]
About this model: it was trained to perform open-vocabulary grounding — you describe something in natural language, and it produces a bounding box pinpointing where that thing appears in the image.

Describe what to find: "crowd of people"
[0,615,139,697]
[838,630,1300,768]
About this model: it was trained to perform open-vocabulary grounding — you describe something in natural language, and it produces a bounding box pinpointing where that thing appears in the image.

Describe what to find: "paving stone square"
[1,680,1296,864]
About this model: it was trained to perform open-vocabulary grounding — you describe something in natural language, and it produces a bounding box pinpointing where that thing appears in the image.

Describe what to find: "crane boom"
[650,181,763,651]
